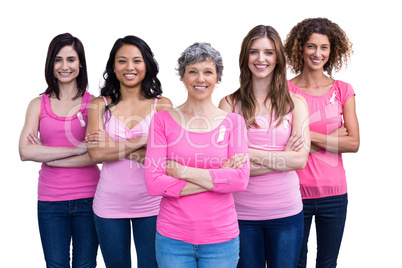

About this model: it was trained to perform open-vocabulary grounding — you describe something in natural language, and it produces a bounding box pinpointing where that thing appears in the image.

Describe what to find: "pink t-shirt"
[288,80,355,199]
[93,97,161,218]
[144,111,250,244]
[38,91,100,201]
[234,111,303,220]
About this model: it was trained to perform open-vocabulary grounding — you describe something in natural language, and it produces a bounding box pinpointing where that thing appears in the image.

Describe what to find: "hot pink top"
[38,91,100,201]
[234,111,303,220]
[288,80,355,199]
[93,97,161,218]
[144,111,250,244]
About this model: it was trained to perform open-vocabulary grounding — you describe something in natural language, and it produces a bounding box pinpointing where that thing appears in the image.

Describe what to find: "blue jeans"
[156,231,240,268]
[237,210,304,268]
[298,193,348,268]
[93,214,158,268]
[37,198,98,268]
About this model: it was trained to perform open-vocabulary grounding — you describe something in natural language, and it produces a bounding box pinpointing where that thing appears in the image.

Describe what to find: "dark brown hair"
[43,33,88,100]
[284,17,353,76]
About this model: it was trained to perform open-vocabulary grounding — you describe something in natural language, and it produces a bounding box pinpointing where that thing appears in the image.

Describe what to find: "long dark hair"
[100,35,162,112]
[230,25,294,128]
[43,33,88,100]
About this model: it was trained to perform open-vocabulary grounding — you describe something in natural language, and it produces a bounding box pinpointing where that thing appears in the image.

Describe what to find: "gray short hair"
[177,42,223,82]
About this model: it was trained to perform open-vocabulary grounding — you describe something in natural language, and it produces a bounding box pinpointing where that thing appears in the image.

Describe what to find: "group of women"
[19,17,359,268]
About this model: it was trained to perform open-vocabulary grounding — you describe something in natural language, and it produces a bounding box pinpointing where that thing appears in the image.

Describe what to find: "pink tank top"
[38,91,100,201]
[233,103,303,220]
[93,97,161,218]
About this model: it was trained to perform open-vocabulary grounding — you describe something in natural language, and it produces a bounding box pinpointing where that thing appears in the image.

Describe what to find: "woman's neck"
[57,80,79,100]
[180,97,217,117]
[295,68,331,88]
[119,84,143,101]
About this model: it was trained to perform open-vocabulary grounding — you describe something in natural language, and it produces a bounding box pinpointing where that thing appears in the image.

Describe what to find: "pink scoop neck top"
[288,80,355,199]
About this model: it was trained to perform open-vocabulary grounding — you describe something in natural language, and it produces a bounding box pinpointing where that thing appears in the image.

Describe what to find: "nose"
[313,48,321,57]
[258,52,265,62]
[126,61,134,70]
[196,73,205,82]
[61,60,69,70]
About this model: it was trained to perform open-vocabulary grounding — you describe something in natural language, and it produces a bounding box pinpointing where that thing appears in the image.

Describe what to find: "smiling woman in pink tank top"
[19,33,100,267]
[85,35,172,268]
[219,25,310,268]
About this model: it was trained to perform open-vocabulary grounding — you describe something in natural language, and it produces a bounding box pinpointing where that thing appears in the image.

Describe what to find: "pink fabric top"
[93,97,161,218]
[233,110,303,220]
[38,91,100,201]
[288,80,355,199]
[144,111,250,244]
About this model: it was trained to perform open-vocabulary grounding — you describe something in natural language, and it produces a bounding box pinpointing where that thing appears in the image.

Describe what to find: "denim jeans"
[298,193,348,268]
[156,231,240,268]
[237,210,304,268]
[93,214,158,268]
[37,198,98,268]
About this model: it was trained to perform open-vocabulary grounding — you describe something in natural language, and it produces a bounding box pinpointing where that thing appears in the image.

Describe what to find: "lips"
[124,74,137,79]
[59,72,72,76]
[311,59,323,64]
[194,86,208,91]
[254,64,269,70]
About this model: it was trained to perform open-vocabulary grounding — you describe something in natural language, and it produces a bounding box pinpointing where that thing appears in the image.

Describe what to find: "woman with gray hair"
[144,42,250,267]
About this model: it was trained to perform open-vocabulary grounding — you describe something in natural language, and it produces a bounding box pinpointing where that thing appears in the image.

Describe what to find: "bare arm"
[19,97,86,162]
[125,97,174,164]
[310,96,360,153]
[249,94,311,171]
[46,153,99,167]
[85,97,148,162]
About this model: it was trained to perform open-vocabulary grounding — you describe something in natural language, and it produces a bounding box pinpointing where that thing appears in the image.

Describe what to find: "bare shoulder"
[156,96,173,112]
[218,95,234,112]
[291,93,307,107]
[90,96,107,106]
[27,96,42,113]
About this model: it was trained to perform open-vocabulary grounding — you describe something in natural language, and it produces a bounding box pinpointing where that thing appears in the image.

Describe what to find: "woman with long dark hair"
[85,35,172,267]
[19,33,100,267]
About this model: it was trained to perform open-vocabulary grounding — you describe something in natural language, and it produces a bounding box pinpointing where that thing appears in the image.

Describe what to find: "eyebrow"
[250,48,275,51]
[116,56,143,59]
[55,55,78,59]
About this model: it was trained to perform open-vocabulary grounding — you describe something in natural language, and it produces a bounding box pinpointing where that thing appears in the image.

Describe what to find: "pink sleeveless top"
[233,103,303,220]
[38,91,100,201]
[288,80,355,199]
[93,97,161,218]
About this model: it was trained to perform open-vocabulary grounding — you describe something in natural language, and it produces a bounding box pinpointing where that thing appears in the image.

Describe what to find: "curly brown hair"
[284,17,353,77]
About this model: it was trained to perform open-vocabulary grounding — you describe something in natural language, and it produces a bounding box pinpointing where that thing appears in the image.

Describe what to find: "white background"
[1,0,401,267]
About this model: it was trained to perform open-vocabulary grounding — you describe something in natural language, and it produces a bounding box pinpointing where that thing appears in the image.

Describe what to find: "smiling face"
[114,44,146,89]
[302,33,330,72]
[53,45,80,84]
[181,60,218,101]
[248,37,277,81]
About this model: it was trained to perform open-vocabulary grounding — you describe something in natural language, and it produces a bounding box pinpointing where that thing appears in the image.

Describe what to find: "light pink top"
[93,97,161,218]
[233,107,302,220]
[38,91,100,201]
[288,80,355,199]
[144,111,250,244]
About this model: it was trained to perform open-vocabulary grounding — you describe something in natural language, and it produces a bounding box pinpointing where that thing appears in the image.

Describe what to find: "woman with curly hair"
[85,35,172,267]
[284,18,360,268]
